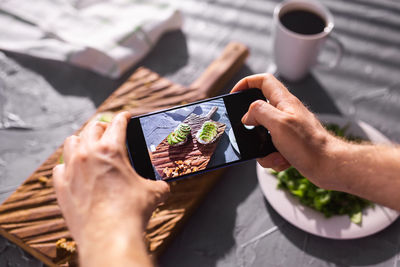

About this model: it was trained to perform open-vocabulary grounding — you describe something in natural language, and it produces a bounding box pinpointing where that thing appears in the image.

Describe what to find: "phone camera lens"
[243,124,255,130]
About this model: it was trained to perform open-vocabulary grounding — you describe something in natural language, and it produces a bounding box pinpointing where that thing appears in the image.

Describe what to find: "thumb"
[52,164,68,213]
[147,180,171,203]
[53,164,66,195]
[242,100,281,131]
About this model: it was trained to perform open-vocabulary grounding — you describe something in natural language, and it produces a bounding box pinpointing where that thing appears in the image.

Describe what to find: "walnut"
[38,176,49,186]
[56,238,76,253]
[163,158,201,178]
[163,167,173,178]
[55,238,77,266]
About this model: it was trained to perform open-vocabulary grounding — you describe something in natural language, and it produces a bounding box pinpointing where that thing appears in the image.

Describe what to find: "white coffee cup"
[272,0,343,81]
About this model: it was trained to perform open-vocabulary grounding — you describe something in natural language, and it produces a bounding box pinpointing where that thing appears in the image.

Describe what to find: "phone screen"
[126,89,276,181]
[140,97,239,180]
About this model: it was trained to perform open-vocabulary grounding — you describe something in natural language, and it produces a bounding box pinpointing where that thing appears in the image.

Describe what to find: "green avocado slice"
[176,134,185,141]
[175,134,184,142]
[198,121,218,143]
[170,134,180,144]
[167,133,174,145]
[167,123,192,145]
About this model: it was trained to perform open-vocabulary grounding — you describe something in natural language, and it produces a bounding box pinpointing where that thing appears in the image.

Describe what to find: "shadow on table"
[159,160,260,267]
[135,30,189,77]
[3,51,118,108]
[220,69,343,116]
[3,30,188,108]
[265,194,400,265]
[216,63,255,95]
[279,73,342,115]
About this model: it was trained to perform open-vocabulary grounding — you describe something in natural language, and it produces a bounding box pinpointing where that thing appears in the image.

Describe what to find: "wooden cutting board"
[0,42,248,266]
[151,106,227,180]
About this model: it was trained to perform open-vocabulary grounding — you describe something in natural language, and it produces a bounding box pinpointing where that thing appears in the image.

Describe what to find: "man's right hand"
[231,74,400,211]
[231,74,341,189]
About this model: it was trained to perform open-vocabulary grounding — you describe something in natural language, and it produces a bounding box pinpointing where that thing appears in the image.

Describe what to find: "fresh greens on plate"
[271,124,372,225]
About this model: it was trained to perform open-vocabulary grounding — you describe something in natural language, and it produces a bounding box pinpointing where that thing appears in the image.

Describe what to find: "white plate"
[257,114,399,239]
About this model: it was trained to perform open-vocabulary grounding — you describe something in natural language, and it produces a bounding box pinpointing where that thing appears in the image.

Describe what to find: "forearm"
[322,138,400,211]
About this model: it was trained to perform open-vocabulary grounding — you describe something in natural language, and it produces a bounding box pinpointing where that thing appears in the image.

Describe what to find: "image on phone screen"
[139,98,240,181]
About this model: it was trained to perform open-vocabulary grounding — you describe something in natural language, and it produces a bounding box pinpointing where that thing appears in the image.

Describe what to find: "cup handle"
[316,34,344,69]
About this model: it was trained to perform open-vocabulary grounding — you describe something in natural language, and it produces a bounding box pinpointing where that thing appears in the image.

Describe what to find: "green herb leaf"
[350,211,362,225]
[273,123,372,224]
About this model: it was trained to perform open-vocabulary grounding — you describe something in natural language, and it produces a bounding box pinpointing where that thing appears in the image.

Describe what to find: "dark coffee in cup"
[280,9,326,35]
[273,0,341,81]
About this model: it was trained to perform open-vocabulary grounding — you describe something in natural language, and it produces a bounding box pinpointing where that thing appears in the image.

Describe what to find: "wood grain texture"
[0,42,248,266]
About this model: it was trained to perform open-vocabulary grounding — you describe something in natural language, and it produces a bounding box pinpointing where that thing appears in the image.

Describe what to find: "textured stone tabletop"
[1,0,400,266]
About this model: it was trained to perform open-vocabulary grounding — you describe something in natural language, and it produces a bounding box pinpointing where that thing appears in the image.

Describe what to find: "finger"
[231,73,267,92]
[231,73,292,107]
[52,164,70,216]
[63,135,80,165]
[148,180,170,203]
[271,163,291,172]
[80,121,108,144]
[257,152,290,170]
[102,111,132,145]
[52,164,66,193]
[241,100,282,130]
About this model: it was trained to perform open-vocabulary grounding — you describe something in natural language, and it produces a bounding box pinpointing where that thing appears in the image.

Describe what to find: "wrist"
[78,219,151,267]
[312,134,350,190]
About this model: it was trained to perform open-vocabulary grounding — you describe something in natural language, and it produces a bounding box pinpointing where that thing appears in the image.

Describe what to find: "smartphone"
[126,88,277,182]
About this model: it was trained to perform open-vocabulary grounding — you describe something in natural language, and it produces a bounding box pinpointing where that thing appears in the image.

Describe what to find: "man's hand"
[231,74,338,188]
[53,111,169,267]
[231,74,400,211]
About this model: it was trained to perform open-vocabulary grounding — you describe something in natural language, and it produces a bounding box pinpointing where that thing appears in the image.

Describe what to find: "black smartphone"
[126,88,277,182]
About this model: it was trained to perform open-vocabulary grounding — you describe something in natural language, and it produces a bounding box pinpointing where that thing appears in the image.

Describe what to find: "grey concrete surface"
[1,0,400,266]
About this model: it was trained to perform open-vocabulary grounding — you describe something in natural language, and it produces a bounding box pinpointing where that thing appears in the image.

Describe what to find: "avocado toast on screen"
[167,123,192,146]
